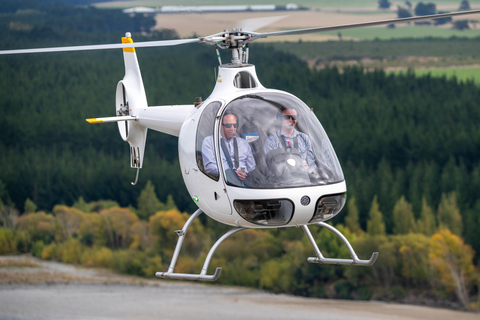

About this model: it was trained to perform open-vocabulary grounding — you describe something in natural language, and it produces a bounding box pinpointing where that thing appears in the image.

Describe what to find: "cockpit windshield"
[196,93,344,189]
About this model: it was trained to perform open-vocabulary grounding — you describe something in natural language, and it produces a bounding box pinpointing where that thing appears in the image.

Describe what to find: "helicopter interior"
[196,92,344,189]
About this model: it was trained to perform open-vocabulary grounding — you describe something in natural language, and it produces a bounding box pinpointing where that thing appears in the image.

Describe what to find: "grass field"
[92,1,480,84]
[389,66,480,84]
[321,25,480,41]
[93,0,480,41]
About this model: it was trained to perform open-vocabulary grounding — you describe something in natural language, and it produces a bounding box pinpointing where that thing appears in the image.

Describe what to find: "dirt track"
[0,256,478,320]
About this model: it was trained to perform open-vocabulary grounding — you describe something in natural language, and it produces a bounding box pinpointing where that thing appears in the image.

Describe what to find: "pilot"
[202,112,256,184]
[264,106,317,170]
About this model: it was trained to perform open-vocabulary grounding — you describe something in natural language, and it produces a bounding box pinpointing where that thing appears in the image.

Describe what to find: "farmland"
[91,0,480,81]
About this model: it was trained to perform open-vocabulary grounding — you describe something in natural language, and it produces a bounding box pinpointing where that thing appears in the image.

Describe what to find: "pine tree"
[437,192,463,236]
[137,180,163,220]
[417,198,436,236]
[24,198,37,214]
[73,196,89,213]
[345,196,363,235]
[392,196,416,234]
[164,194,177,211]
[367,196,386,236]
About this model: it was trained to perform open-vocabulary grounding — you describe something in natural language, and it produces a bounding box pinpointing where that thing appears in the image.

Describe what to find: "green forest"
[1,0,480,311]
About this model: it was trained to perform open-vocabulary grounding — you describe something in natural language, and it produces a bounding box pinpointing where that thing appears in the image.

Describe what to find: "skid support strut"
[303,222,378,266]
[155,209,246,281]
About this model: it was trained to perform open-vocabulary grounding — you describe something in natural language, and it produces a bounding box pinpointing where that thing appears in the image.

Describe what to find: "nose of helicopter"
[230,182,347,227]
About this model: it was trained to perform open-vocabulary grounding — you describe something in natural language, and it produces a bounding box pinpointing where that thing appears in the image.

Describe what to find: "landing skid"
[156,210,377,281]
[303,223,378,266]
[155,209,246,281]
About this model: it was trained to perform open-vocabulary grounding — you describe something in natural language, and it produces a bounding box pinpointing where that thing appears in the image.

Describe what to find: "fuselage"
[174,64,347,228]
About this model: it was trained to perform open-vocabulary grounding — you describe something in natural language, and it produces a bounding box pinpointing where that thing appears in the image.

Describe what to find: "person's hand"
[236,170,247,181]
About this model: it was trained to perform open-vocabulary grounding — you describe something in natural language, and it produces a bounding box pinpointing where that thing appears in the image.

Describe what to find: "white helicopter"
[2,10,479,281]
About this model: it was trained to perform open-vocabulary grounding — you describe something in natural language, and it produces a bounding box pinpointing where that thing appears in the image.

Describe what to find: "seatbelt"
[233,137,239,169]
[277,134,298,151]
[220,137,239,170]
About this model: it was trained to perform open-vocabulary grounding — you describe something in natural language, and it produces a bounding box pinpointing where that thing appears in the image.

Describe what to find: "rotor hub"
[204,29,252,65]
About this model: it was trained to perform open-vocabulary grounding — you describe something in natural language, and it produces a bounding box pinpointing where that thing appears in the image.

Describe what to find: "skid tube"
[303,222,378,266]
[155,209,246,281]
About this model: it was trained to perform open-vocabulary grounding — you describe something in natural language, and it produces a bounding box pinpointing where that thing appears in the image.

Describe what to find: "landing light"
[310,194,346,223]
[234,199,294,226]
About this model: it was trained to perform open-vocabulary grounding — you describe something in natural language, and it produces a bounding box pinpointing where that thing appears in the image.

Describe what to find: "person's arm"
[202,137,219,175]
[264,134,278,159]
[244,141,256,173]
[303,135,317,169]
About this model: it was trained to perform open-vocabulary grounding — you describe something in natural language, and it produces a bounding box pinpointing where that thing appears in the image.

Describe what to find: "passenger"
[202,112,255,184]
[264,106,317,170]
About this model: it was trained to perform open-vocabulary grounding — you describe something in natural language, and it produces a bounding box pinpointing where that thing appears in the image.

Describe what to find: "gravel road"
[0,256,478,320]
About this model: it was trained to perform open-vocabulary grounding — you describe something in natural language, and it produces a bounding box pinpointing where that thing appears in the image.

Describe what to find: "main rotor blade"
[250,10,480,40]
[0,38,201,55]
[236,16,287,33]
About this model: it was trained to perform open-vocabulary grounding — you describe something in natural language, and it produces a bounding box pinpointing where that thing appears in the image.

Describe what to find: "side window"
[233,71,257,89]
[196,101,222,180]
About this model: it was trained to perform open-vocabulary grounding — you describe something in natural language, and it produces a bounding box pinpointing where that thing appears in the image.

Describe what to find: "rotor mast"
[205,29,252,65]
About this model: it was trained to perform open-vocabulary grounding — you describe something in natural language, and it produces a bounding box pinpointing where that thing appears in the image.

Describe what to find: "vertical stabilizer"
[116,33,148,176]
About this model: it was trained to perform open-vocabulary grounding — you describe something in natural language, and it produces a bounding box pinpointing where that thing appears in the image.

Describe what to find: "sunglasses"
[222,123,238,128]
[283,115,297,121]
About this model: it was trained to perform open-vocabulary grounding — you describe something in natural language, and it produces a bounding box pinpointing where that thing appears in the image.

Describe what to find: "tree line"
[0,188,477,310]
[2,37,480,253]
[3,47,480,246]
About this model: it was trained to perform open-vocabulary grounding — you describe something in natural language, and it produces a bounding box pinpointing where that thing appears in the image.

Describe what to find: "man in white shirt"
[202,113,256,183]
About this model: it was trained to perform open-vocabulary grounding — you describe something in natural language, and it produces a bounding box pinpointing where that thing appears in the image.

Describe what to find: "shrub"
[0,227,16,254]
[113,249,146,276]
[357,286,373,300]
[57,238,83,264]
[31,240,44,257]
[142,255,163,278]
[334,280,354,299]
[14,230,31,253]
[42,242,58,260]
[81,246,114,268]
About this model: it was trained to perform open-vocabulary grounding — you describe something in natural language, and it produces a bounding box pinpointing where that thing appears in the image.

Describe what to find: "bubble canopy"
[197,92,344,189]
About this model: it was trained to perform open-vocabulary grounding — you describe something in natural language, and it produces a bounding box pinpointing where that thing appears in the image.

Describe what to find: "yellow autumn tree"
[129,220,151,250]
[398,233,433,287]
[149,209,188,255]
[53,205,86,241]
[100,207,138,249]
[78,212,104,247]
[17,211,55,244]
[149,209,208,267]
[429,229,477,309]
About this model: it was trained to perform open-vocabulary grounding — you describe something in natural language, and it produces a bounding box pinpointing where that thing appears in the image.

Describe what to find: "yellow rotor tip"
[86,118,102,123]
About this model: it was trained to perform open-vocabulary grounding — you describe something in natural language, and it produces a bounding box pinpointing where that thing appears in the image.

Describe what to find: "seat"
[238,117,268,176]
